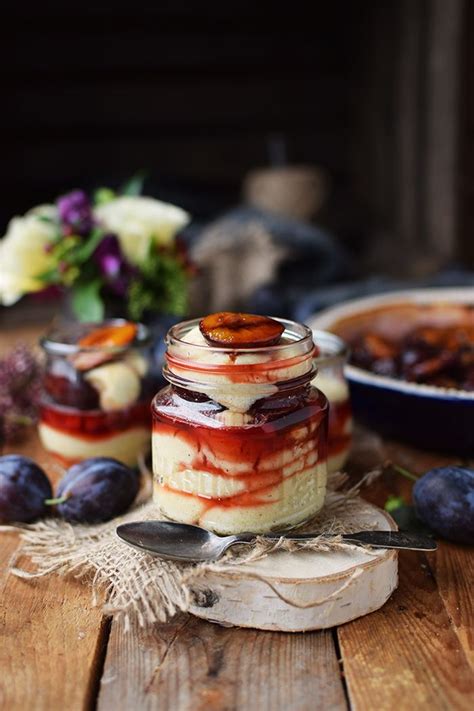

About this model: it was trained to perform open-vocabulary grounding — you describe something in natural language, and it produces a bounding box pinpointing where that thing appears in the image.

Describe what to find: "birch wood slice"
[189,499,398,632]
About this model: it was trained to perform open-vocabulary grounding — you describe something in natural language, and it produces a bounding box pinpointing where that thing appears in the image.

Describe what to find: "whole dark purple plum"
[413,466,474,545]
[55,457,138,523]
[0,455,52,523]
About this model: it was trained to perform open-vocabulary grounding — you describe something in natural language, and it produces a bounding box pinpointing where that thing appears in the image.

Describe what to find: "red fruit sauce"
[152,386,328,512]
[40,399,151,439]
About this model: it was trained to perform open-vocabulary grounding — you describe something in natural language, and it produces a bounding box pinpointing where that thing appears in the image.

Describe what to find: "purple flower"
[57,190,93,235]
[93,234,136,297]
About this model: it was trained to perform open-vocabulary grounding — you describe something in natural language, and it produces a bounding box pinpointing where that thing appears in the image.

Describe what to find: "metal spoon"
[116,520,437,563]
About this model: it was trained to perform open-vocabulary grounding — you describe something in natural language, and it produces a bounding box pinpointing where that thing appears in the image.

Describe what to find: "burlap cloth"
[3,470,382,630]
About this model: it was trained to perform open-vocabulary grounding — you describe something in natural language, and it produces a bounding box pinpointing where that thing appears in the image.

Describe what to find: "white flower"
[0,206,57,306]
[94,196,190,266]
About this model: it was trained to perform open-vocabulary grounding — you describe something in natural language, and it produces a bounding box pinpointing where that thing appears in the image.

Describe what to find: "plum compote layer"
[40,399,150,439]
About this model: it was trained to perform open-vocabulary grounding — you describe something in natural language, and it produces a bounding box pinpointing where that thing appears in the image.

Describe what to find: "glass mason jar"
[312,330,352,473]
[152,317,329,534]
[38,320,155,468]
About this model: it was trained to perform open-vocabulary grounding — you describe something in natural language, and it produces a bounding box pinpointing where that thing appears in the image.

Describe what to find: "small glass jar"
[152,318,329,534]
[39,320,156,468]
[312,330,352,473]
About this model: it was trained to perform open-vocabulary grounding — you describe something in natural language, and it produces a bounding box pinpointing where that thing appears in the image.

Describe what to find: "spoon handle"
[341,530,436,551]
[240,530,436,552]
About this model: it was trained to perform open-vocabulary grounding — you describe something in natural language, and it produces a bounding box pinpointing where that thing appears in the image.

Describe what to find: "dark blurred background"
[1,0,472,320]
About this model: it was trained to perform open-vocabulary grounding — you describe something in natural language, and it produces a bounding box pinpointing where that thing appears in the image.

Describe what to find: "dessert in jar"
[312,330,352,473]
[152,313,329,534]
[39,320,155,467]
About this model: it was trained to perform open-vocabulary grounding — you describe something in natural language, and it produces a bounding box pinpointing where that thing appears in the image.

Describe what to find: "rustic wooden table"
[1,325,473,711]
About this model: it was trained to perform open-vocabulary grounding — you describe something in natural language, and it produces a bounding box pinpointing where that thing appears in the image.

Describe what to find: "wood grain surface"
[338,552,474,710]
[426,543,474,669]
[0,431,109,711]
[97,615,347,711]
[1,324,474,710]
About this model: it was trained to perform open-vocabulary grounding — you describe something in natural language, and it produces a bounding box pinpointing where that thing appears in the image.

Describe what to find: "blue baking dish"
[309,288,474,455]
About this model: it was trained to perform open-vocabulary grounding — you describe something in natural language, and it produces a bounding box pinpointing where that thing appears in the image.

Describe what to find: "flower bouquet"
[0,178,191,321]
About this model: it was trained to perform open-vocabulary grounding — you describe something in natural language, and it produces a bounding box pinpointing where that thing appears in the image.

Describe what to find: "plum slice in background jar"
[39,320,157,468]
[312,331,352,473]
[152,314,329,535]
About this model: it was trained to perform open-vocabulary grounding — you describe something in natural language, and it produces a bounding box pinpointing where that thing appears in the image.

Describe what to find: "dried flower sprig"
[0,345,42,444]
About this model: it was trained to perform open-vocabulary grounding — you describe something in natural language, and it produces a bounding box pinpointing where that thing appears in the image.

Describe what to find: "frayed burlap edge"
[2,469,382,630]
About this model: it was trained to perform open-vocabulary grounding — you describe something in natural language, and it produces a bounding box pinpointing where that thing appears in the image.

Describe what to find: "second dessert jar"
[39,320,155,467]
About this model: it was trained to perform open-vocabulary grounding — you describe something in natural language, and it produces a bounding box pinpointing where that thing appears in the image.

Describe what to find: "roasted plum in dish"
[350,323,474,390]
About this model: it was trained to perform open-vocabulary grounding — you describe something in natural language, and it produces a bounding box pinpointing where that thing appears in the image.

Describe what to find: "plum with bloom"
[0,455,52,523]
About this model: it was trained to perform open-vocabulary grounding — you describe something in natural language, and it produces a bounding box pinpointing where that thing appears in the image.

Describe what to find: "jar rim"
[40,318,150,356]
[167,316,313,354]
[163,316,317,389]
[312,329,350,364]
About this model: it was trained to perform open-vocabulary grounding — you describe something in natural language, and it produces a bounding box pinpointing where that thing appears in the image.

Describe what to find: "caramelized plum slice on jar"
[73,322,138,371]
[78,322,137,348]
[199,312,284,348]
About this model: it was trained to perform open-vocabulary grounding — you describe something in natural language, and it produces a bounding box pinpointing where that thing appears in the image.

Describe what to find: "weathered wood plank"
[426,544,474,670]
[97,615,347,711]
[340,435,474,711]
[357,436,474,671]
[0,430,108,711]
[338,551,474,710]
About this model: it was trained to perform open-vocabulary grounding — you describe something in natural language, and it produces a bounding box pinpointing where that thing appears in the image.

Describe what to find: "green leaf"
[127,245,188,320]
[68,227,106,264]
[121,171,147,196]
[94,187,116,206]
[384,495,406,513]
[37,267,61,284]
[71,280,104,322]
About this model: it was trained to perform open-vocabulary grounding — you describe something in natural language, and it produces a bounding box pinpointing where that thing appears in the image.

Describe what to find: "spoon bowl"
[116,521,246,562]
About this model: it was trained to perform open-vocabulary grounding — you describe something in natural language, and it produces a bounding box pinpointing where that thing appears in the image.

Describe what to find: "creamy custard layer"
[153,463,327,534]
[39,422,150,467]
